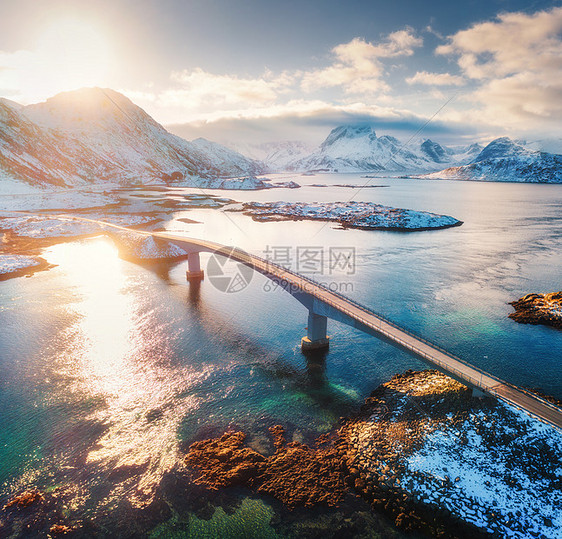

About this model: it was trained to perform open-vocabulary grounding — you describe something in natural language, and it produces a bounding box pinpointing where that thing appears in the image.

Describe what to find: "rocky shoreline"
[0,187,235,279]
[3,370,560,538]
[184,369,562,538]
[236,201,463,231]
[509,292,562,329]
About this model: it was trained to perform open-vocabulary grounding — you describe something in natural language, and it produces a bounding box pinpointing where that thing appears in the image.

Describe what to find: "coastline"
[183,369,562,538]
[2,369,561,538]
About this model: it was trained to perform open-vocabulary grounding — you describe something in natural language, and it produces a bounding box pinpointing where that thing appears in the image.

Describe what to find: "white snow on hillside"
[425,137,562,183]
[0,88,266,189]
[231,140,314,172]
[189,138,264,177]
[285,125,479,173]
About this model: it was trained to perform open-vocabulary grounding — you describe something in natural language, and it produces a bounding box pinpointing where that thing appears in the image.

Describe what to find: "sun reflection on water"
[47,237,133,389]
[42,237,207,507]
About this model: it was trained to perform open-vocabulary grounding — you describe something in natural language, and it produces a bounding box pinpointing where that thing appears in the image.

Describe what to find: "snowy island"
[238,201,462,231]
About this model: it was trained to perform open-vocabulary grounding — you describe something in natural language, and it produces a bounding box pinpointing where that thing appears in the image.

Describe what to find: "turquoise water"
[0,176,561,536]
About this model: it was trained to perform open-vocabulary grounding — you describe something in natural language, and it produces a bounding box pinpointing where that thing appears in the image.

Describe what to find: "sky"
[0,0,561,146]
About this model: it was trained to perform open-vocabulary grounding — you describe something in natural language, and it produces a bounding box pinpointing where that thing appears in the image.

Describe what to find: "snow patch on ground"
[0,214,162,239]
[402,406,562,538]
[0,173,41,195]
[0,188,118,212]
[0,216,99,238]
[109,231,188,260]
[88,214,159,227]
[0,254,39,274]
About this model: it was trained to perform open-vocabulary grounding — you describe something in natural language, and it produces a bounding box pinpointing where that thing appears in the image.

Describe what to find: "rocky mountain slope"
[231,140,314,172]
[424,137,562,183]
[285,125,480,173]
[0,88,266,188]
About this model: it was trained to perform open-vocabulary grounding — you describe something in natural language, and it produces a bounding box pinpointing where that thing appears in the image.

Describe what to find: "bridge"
[61,215,562,429]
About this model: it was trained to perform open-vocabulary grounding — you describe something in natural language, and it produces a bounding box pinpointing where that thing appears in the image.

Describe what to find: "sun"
[31,17,113,98]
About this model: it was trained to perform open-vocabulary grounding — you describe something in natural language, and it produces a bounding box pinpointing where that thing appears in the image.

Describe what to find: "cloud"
[301,30,422,93]
[165,98,470,146]
[436,7,562,79]
[165,68,294,107]
[424,25,445,40]
[436,6,562,128]
[406,71,465,86]
[124,31,425,126]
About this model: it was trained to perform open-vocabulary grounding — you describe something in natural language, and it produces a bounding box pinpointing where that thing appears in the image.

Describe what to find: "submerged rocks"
[184,371,493,537]
[3,490,44,509]
[49,523,75,536]
[184,427,349,510]
[509,292,562,329]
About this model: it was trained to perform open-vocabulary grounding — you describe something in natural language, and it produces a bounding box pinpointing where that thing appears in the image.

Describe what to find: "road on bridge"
[49,214,562,430]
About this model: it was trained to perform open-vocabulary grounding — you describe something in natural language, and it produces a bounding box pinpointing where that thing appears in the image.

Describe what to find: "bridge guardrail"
[52,217,561,426]
[245,252,527,395]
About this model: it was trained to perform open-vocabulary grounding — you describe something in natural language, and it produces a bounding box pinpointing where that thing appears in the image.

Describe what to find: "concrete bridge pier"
[301,311,330,352]
[186,251,205,281]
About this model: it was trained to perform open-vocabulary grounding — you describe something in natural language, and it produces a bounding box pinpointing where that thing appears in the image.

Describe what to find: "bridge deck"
[51,215,562,430]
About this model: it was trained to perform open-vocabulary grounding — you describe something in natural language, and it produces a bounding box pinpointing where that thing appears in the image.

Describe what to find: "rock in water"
[509,291,562,329]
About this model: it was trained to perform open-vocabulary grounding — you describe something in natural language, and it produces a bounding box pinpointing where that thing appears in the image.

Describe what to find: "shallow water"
[0,175,560,536]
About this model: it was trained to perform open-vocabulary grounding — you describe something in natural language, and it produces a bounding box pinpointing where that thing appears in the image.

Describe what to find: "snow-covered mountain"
[285,125,477,173]
[425,137,562,183]
[188,137,264,177]
[0,88,265,188]
[229,140,314,172]
[520,138,562,155]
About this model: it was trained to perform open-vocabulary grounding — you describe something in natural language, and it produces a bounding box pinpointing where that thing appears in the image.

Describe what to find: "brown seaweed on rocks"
[184,371,494,538]
[509,292,562,329]
[184,426,349,510]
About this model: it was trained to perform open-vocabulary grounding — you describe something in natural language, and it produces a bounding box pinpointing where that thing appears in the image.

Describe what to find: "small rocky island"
[238,201,462,231]
[184,370,561,538]
[509,292,562,329]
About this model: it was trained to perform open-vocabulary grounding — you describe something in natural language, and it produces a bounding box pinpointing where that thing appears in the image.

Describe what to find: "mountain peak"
[23,87,148,131]
[420,139,446,162]
[0,97,23,110]
[321,124,376,150]
[475,137,526,162]
[31,87,133,110]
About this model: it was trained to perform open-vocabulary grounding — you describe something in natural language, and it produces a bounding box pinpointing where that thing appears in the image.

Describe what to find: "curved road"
[57,214,562,430]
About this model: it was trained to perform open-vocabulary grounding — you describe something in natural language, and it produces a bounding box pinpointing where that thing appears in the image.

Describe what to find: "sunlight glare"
[45,237,132,387]
[30,17,113,99]
[43,237,207,506]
